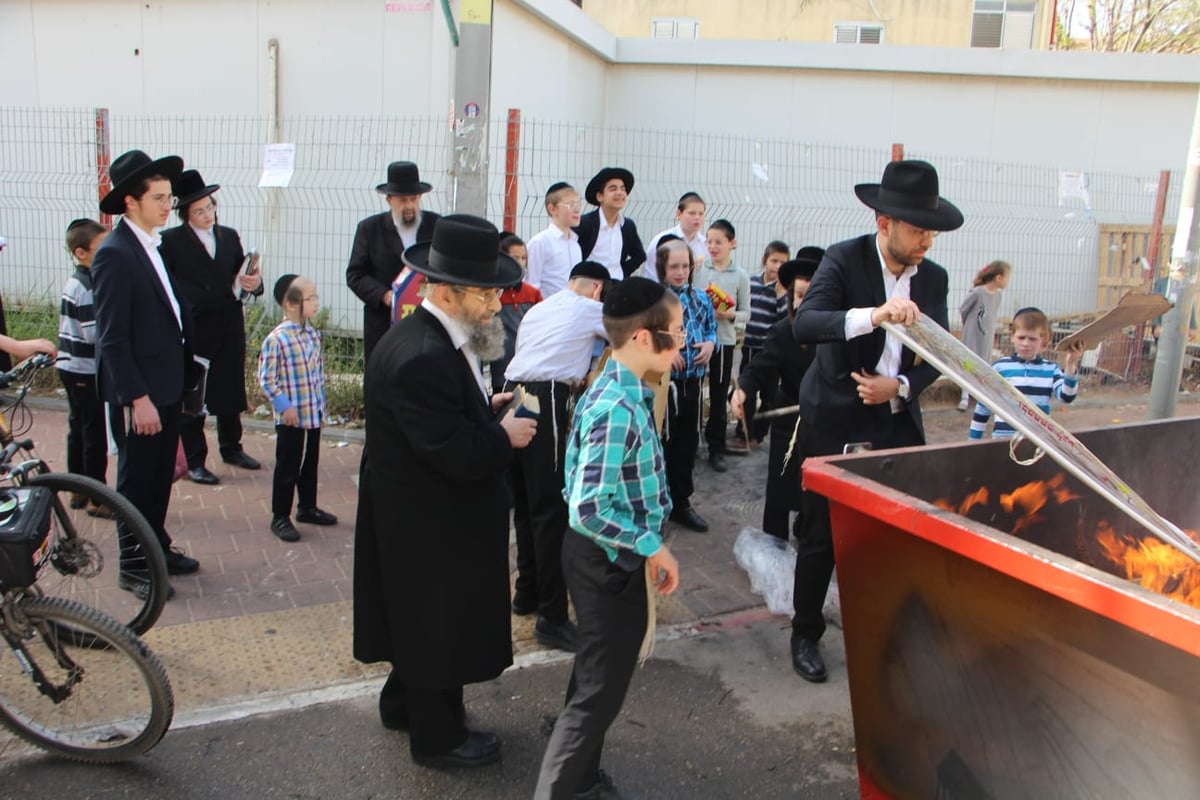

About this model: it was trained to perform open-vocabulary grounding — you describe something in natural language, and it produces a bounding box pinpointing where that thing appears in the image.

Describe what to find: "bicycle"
[0,355,169,640]
[0,487,174,762]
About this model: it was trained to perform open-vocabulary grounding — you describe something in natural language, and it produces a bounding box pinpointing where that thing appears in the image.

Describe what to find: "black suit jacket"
[573,210,646,279]
[160,223,260,414]
[353,306,514,686]
[345,210,440,361]
[793,233,948,445]
[92,218,196,408]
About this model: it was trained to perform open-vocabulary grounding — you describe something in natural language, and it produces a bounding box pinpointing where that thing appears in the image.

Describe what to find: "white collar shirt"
[130,219,182,330]
[639,224,709,280]
[421,298,489,401]
[593,212,625,281]
[190,222,217,259]
[524,223,582,298]
[504,290,607,384]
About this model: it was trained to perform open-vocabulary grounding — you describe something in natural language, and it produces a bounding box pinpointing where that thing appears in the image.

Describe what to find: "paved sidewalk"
[6,391,1198,734]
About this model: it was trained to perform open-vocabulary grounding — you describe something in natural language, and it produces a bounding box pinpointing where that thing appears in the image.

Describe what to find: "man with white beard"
[353,214,537,769]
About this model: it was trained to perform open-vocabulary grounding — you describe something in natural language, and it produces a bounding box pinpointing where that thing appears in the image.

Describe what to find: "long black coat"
[793,233,948,446]
[345,210,440,363]
[352,305,514,686]
[160,224,258,415]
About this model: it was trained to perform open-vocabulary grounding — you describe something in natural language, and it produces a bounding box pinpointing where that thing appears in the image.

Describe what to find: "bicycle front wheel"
[24,472,169,638]
[0,595,174,763]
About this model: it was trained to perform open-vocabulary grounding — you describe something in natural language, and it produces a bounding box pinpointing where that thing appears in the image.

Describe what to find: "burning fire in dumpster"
[935,474,1200,609]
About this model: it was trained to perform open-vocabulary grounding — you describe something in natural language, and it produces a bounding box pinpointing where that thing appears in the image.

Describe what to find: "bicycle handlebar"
[0,353,56,390]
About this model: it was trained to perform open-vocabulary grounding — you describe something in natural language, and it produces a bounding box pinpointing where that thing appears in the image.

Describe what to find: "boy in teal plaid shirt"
[258,274,337,542]
[536,277,681,800]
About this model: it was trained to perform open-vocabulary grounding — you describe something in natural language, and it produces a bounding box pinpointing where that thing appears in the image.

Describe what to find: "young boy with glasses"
[525,182,584,298]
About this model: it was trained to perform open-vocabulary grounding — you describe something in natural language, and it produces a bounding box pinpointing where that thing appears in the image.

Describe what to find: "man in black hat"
[346,161,441,365]
[573,167,645,281]
[92,149,203,599]
[503,260,610,653]
[352,214,537,769]
[789,160,963,683]
[161,169,264,485]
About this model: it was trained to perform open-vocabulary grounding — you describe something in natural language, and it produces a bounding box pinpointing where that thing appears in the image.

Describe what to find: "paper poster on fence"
[1058,170,1089,203]
[258,143,296,188]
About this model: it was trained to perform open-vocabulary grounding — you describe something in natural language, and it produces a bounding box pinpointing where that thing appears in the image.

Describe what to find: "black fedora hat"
[401,214,523,289]
[779,246,825,289]
[100,149,184,215]
[584,167,635,206]
[854,160,963,232]
[376,161,433,196]
[173,169,220,208]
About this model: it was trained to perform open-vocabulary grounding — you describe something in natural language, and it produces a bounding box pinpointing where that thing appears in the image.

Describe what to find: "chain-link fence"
[0,106,1185,406]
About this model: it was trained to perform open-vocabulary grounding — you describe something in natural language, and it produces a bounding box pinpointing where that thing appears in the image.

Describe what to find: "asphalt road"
[1,613,858,800]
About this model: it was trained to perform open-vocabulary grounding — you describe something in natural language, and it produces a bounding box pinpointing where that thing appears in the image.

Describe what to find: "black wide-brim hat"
[100,149,184,215]
[779,246,826,288]
[376,161,433,196]
[173,169,220,208]
[401,214,523,289]
[585,167,635,206]
[854,159,963,232]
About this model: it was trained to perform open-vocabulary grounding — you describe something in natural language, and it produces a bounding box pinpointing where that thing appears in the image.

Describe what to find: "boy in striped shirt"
[258,274,338,541]
[969,307,1085,439]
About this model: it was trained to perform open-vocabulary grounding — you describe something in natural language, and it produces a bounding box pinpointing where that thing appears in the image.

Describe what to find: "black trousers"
[761,413,802,541]
[791,413,922,642]
[664,377,702,508]
[379,669,468,757]
[108,401,179,574]
[535,533,648,799]
[704,345,735,454]
[272,425,320,517]
[736,348,771,442]
[508,381,573,624]
[59,370,107,485]
[180,412,244,468]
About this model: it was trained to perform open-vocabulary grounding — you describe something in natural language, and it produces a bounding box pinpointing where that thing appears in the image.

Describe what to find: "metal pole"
[95,108,112,227]
[1147,90,1200,420]
[1131,169,1172,377]
[891,143,904,162]
[502,108,521,233]
[450,0,494,216]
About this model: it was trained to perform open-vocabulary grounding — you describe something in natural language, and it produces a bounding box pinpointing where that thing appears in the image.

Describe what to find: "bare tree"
[1057,0,1200,54]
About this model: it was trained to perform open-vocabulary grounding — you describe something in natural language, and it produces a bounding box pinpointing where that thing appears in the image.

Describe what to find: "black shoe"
[295,507,338,526]
[790,635,828,683]
[413,731,501,769]
[534,617,578,652]
[576,770,627,800]
[709,452,728,472]
[670,505,709,533]
[222,451,261,470]
[163,547,200,575]
[187,467,220,485]
[511,593,537,617]
[118,572,176,600]
[270,516,301,542]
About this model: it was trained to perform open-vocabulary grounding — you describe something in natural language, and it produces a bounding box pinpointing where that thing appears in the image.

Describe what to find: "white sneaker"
[957,398,969,412]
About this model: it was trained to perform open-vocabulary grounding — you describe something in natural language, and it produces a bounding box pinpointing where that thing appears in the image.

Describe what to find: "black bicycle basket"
[0,487,54,588]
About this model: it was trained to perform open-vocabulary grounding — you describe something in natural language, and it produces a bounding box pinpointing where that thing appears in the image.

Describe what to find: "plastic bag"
[732,526,842,627]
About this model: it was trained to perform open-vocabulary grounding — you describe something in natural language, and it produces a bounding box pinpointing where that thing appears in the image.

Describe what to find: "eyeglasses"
[147,193,175,208]
[556,201,582,210]
[455,288,503,305]
[189,203,216,218]
[654,329,687,343]
[303,294,320,303]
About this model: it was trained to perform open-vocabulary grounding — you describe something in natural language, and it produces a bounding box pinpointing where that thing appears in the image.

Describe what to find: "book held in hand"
[496,385,541,420]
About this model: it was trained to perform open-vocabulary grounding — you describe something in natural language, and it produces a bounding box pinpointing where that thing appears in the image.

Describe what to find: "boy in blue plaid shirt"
[536,276,681,800]
[258,274,338,542]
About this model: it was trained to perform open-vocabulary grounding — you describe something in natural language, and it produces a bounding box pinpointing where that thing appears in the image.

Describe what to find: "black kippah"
[569,260,610,282]
[655,234,685,250]
[603,276,665,319]
[67,218,94,231]
[274,273,299,306]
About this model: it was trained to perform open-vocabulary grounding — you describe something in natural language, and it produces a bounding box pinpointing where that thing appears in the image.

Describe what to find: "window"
[834,23,884,44]
[971,0,1036,48]
[651,17,700,39]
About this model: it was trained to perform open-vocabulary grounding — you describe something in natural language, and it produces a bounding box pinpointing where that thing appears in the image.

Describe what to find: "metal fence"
[0,106,1184,342]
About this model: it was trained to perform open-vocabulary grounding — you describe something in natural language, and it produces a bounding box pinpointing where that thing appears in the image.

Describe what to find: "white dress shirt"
[504,290,607,383]
[592,213,625,281]
[129,219,182,330]
[421,298,489,401]
[639,224,708,280]
[190,222,217,259]
[843,236,918,412]
[525,223,582,298]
